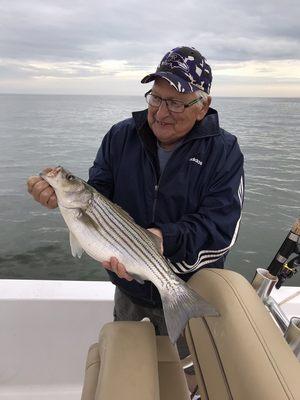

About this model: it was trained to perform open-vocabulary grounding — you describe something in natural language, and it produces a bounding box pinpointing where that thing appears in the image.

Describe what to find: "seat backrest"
[185,269,300,400]
[81,322,190,400]
[82,322,160,400]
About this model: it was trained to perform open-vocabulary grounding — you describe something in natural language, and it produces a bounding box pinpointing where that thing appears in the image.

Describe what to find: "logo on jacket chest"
[189,157,203,166]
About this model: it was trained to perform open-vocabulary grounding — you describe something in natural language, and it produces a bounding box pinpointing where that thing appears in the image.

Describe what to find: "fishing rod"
[252,218,300,360]
[267,218,300,288]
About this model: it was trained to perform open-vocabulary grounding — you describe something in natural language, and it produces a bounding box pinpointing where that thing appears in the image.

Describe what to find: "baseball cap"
[141,46,212,94]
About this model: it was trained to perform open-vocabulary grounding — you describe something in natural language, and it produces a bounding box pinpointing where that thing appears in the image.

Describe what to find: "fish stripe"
[89,208,141,263]
[96,196,174,280]
[97,195,161,250]
[93,201,170,285]
[90,195,170,285]
[93,198,169,282]
[92,198,155,262]
[90,205,144,265]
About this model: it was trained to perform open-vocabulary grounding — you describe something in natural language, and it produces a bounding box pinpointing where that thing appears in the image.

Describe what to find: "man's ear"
[196,96,211,121]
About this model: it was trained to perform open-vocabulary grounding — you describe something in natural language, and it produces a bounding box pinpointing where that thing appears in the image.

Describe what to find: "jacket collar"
[132,109,159,174]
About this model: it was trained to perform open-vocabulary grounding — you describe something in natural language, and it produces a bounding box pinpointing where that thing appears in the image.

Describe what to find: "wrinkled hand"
[27,168,58,209]
[102,257,134,281]
[101,228,163,281]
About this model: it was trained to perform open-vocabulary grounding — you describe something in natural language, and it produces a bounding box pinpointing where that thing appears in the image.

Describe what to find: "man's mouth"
[154,120,173,127]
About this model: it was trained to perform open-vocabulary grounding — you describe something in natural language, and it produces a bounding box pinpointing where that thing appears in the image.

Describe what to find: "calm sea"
[0,94,299,285]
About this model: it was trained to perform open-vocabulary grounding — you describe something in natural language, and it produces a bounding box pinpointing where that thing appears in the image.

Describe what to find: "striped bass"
[41,166,218,343]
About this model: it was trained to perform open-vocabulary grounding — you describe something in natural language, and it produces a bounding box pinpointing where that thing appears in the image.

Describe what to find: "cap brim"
[141,71,199,93]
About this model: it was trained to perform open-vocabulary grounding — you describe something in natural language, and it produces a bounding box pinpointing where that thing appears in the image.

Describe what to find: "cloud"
[0,0,299,95]
[1,0,299,62]
[0,58,151,80]
[215,60,300,78]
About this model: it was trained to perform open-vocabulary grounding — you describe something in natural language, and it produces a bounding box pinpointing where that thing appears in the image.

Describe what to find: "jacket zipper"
[145,143,187,305]
[151,146,182,223]
[152,184,159,222]
[152,174,164,222]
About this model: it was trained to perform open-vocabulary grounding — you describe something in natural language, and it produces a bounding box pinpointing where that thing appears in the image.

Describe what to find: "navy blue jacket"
[88,108,244,307]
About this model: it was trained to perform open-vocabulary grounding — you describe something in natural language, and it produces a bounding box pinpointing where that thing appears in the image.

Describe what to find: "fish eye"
[66,173,75,181]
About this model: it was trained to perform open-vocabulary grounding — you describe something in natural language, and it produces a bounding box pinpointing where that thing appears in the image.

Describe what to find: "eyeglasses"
[144,90,202,113]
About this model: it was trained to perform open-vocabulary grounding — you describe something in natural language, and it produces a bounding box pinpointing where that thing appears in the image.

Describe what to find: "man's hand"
[101,228,163,281]
[27,168,58,209]
[102,257,134,281]
[147,227,164,254]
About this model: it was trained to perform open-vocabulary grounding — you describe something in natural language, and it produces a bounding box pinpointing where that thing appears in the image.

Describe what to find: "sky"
[0,0,299,97]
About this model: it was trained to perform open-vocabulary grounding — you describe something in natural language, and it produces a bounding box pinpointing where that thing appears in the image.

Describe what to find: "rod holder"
[252,268,300,360]
[284,317,300,361]
[251,268,278,301]
[265,296,290,332]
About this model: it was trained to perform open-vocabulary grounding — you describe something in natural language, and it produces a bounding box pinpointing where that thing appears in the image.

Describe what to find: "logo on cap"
[161,52,190,73]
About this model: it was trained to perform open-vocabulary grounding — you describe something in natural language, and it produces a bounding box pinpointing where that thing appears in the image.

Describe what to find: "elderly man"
[28,46,244,396]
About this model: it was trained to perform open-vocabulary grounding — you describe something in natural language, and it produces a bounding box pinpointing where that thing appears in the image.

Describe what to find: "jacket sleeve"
[155,138,244,275]
[87,130,114,200]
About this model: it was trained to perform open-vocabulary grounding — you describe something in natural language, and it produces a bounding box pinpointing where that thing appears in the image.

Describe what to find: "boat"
[0,223,299,399]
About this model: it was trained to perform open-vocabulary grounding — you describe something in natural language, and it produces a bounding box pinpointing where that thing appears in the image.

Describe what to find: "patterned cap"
[141,46,212,94]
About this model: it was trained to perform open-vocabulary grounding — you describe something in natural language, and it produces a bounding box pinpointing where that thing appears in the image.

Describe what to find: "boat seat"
[81,321,189,400]
[185,268,300,400]
[81,268,300,400]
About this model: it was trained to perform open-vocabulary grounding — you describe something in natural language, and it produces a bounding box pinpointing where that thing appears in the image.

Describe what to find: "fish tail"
[161,282,219,344]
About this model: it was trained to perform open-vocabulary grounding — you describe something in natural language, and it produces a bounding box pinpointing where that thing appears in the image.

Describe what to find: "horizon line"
[0,92,299,99]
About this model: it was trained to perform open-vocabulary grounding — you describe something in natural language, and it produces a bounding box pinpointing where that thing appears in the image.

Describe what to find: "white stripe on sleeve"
[168,175,244,274]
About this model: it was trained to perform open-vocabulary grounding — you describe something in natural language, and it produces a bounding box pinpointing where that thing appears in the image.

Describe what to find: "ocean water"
[0,94,299,285]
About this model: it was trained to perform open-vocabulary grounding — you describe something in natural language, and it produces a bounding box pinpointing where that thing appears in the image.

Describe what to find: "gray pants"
[113,287,193,373]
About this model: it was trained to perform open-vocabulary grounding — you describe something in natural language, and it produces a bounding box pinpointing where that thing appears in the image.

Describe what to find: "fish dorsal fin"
[69,232,84,259]
[144,229,163,253]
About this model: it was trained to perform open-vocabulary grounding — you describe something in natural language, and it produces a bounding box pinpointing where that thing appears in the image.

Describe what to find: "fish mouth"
[39,166,64,186]
[40,166,62,179]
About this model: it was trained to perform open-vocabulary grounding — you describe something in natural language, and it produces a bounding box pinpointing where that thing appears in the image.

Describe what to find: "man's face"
[147,78,209,149]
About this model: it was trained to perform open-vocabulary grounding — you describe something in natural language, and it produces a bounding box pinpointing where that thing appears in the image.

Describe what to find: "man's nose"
[155,99,170,119]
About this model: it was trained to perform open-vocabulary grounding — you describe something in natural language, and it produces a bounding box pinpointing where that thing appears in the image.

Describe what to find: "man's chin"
[152,125,175,139]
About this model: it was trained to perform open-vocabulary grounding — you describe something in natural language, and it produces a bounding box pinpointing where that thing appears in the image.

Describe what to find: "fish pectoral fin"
[69,232,84,258]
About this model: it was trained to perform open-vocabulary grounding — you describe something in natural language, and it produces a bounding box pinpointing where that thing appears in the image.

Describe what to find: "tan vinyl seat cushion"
[81,321,189,400]
[185,268,300,400]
